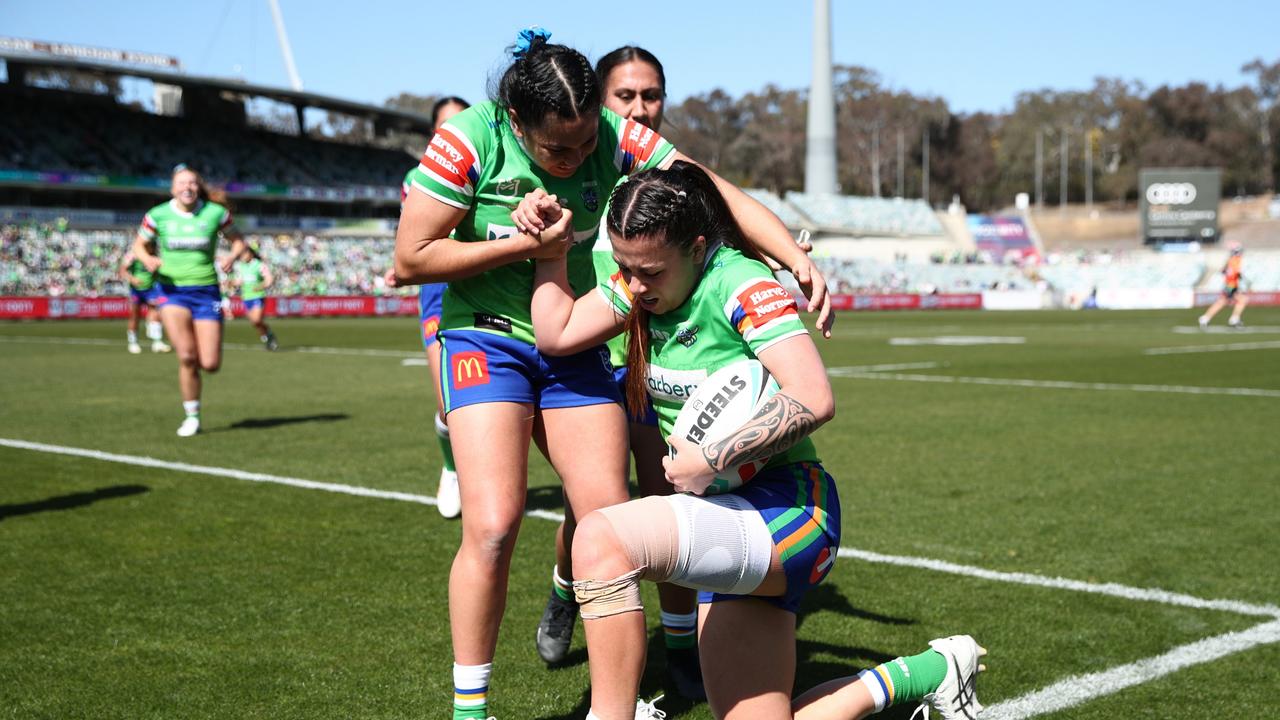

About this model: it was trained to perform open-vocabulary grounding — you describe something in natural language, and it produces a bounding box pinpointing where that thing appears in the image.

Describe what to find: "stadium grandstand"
[2,38,1279,317]
[0,38,428,226]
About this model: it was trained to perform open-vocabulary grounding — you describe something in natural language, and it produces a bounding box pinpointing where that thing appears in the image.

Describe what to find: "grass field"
[2,308,1278,719]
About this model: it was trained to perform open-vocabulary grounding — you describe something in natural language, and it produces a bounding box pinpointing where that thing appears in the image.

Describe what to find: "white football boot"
[916,635,986,720]
[436,468,461,519]
[176,416,201,437]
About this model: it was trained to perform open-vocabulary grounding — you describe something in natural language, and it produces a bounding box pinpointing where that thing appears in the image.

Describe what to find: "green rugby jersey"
[138,199,234,287]
[598,245,819,467]
[126,254,155,291]
[407,102,675,345]
[235,259,266,300]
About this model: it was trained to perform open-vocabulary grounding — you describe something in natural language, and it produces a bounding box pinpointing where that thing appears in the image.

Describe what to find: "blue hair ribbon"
[513,27,551,59]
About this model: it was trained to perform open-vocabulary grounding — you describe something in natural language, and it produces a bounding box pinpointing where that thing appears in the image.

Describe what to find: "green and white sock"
[182,400,200,419]
[552,565,573,603]
[661,610,697,650]
[856,648,948,711]
[452,662,491,720]
[435,413,455,473]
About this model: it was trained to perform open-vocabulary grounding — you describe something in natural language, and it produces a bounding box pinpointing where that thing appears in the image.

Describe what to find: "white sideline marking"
[1144,340,1280,355]
[293,346,419,359]
[6,436,1280,719]
[889,336,1025,346]
[1173,325,1280,334]
[401,358,428,366]
[839,548,1280,617]
[0,335,117,347]
[984,619,1280,720]
[9,436,1275,618]
[0,438,444,509]
[0,334,419,358]
[827,362,942,375]
[831,371,1280,399]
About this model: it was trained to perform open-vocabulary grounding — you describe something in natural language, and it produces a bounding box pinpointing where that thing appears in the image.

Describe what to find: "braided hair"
[607,161,760,417]
[494,34,600,132]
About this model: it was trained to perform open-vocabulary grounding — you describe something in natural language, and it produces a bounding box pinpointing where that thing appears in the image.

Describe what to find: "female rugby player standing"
[391,96,470,519]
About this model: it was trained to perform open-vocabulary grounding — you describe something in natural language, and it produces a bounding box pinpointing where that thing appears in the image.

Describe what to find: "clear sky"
[3,0,1277,114]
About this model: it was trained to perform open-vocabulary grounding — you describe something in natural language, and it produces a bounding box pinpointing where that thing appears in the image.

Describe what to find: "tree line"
[657,59,1280,212]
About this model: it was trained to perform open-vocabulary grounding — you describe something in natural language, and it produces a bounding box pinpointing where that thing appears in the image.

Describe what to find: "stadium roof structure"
[1,50,434,134]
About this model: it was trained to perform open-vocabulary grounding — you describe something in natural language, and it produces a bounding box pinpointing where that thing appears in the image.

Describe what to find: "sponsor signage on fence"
[0,296,421,320]
[1095,288,1194,310]
[967,215,1036,258]
[1139,168,1221,245]
[1195,291,1280,307]
[823,293,983,312]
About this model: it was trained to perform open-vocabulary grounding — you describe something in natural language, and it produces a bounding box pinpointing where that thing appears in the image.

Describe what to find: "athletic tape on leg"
[597,496,681,581]
[574,567,645,619]
[592,493,772,599]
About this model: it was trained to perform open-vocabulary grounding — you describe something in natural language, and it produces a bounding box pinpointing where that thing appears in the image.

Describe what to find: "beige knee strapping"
[597,496,681,583]
[573,497,682,620]
[574,567,645,619]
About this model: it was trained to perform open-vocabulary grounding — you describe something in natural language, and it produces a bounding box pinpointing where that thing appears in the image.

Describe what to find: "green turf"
[2,309,1277,718]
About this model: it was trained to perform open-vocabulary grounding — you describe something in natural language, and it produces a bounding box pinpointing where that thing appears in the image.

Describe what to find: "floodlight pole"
[268,0,304,91]
[1060,128,1068,214]
[805,0,838,194]
[1035,129,1044,211]
[897,128,905,198]
[1084,128,1093,211]
[871,122,881,197]
[922,127,930,205]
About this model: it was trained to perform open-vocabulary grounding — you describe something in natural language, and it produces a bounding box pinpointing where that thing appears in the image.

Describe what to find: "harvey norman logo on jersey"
[645,365,707,403]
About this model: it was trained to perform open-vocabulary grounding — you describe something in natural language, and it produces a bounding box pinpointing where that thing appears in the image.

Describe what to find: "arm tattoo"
[701,392,817,472]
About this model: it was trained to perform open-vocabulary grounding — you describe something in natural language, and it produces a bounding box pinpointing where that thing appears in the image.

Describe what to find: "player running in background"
[132,164,245,437]
[1199,243,1248,328]
[118,248,171,354]
[528,161,984,720]
[232,242,278,350]
[395,30,828,720]
[388,95,470,520]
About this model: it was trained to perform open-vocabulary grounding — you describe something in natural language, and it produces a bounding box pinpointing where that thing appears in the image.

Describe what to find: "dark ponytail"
[494,32,600,132]
[595,46,666,95]
[607,161,760,414]
[430,96,470,132]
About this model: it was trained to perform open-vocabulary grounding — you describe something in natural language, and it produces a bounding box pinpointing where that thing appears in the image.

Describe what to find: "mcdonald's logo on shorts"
[452,351,489,389]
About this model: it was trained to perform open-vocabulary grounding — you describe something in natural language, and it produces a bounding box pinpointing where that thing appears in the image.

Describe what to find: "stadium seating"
[0,224,403,297]
[8,220,1276,301]
[0,90,413,188]
[784,193,944,236]
[1034,252,1206,294]
[812,256,1028,295]
[742,189,809,228]
[1,224,124,297]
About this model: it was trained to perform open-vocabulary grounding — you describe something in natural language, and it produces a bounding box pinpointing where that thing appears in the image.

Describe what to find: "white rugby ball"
[669,359,780,495]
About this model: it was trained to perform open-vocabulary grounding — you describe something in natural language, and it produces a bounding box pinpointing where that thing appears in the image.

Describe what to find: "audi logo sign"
[1146,182,1197,205]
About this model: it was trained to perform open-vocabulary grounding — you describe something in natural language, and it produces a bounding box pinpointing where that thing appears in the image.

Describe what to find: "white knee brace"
[574,493,773,620]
